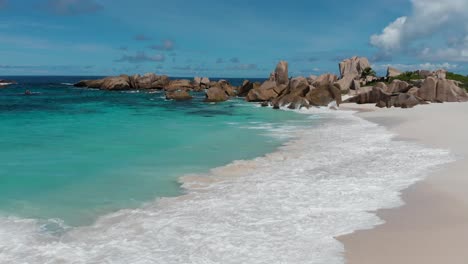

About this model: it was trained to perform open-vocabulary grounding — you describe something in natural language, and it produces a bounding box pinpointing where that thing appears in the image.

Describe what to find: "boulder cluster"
[344,68,468,108]
[74,56,467,109]
[244,61,341,109]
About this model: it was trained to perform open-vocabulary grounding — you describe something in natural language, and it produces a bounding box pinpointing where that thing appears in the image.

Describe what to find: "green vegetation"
[446,72,468,91]
[389,71,468,92]
[361,67,376,78]
[389,71,421,82]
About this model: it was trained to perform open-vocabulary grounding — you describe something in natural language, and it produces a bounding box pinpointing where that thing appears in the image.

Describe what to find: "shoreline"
[339,102,468,264]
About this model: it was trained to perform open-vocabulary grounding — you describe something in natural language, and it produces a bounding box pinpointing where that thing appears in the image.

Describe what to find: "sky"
[0,0,467,77]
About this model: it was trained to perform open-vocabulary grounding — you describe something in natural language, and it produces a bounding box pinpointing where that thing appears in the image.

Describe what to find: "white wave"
[0,110,454,264]
[0,82,13,86]
[60,83,74,86]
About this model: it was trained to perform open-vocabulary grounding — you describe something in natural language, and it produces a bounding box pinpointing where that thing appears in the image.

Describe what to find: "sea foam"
[0,109,454,264]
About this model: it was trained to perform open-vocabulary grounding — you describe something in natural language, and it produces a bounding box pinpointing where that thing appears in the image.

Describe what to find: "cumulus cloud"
[44,0,103,15]
[370,0,468,62]
[115,52,165,63]
[149,40,175,51]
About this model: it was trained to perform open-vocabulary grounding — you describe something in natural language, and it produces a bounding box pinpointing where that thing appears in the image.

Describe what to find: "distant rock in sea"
[0,79,17,87]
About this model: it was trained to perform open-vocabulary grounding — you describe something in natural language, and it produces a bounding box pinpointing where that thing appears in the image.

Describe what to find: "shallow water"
[0,77,308,226]
[0,77,455,263]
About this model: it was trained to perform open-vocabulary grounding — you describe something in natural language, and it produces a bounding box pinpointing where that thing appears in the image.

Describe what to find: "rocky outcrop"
[237,80,260,97]
[193,77,210,91]
[246,61,290,102]
[335,57,371,93]
[339,56,371,78]
[131,73,170,89]
[205,87,229,102]
[246,80,285,102]
[307,84,342,107]
[75,73,169,90]
[434,69,447,80]
[313,73,338,87]
[165,90,193,101]
[0,79,17,86]
[165,79,193,92]
[335,74,354,93]
[417,77,468,102]
[212,80,236,96]
[385,80,411,93]
[386,67,402,78]
[345,85,425,108]
[204,80,236,102]
[275,61,289,85]
[272,76,342,109]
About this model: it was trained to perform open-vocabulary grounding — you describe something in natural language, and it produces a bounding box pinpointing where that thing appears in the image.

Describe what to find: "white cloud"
[370,17,407,51]
[370,0,468,62]
[373,62,458,72]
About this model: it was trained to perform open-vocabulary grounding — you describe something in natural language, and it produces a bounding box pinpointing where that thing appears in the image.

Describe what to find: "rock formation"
[246,61,290,102]
[164,79,194,92]
[386,67,402,78]
[0,79,17,87]
[418,77,468,102]
[75,74,170,90]
[339,56,371,78]
[335,56,371,93]
[237,80,260,97]
[205,87,229,102]
[165,90,193,101]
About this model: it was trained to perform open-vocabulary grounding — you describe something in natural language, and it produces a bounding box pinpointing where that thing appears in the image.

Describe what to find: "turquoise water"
[0,77,310,226]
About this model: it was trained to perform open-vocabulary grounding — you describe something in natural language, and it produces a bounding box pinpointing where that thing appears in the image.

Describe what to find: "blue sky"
[0,0,467,77]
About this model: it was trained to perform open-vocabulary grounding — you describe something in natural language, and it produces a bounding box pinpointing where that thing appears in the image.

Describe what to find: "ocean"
[0,76,454,263]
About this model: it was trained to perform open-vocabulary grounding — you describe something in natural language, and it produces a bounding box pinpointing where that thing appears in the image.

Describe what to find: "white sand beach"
[339,102,468,264]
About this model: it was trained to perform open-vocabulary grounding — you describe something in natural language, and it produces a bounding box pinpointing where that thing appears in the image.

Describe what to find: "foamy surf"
[0,110,454,264]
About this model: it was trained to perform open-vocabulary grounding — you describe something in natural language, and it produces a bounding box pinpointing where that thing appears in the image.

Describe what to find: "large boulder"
[306,84,342,107]
[100,75,131,90]
[313,73,338,87]
[335,74,355,93]
[345,86,392,105]
[193,77,210,91]
[434,69,447,80]
[246,80,283,102]
[387,67,402,78]
[205,87,229,102]
[274,61,289,85]
[165,90,193,101]
[417,77,438,101]
[237,80,260,97]
[386,80,411,93]
[213,80,236,96]
[133,73,169,89]
[436,79,468,102]
[272,77,311,109]
[339,56,371,78]
[165,79,193,92]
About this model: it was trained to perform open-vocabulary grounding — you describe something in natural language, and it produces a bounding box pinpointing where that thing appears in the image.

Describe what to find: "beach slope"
[340,103,468,264]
